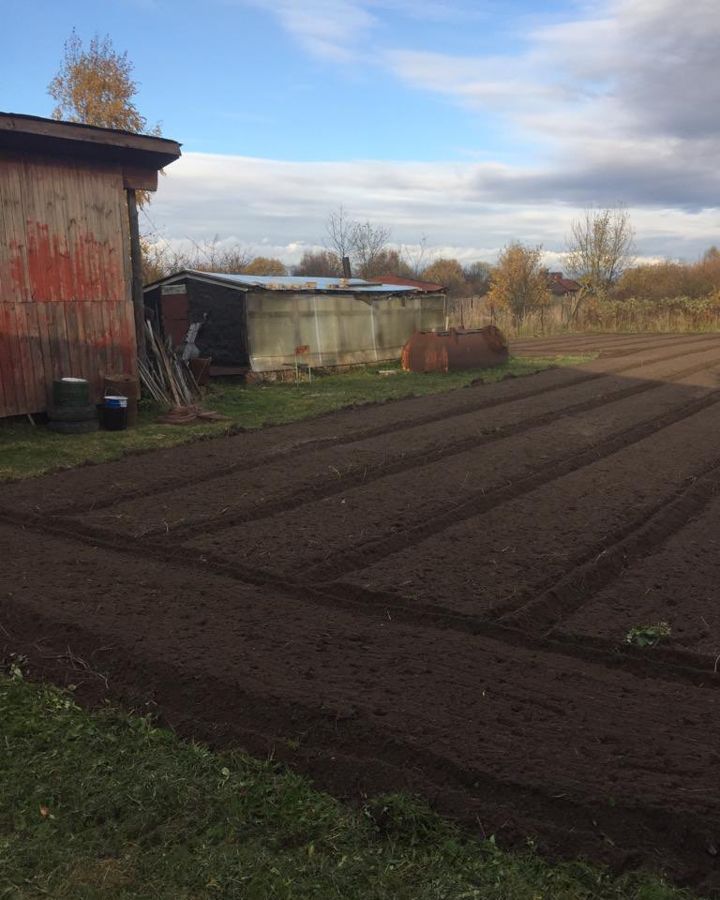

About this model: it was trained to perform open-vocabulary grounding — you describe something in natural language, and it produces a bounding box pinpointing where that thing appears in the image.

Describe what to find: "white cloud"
[384,0,720,226]
[149,152,720,266]
[386,49,571,112]
[149,0,720,267]
[390,0,720,145]
[237,0,483,61]
[239,0,378,60]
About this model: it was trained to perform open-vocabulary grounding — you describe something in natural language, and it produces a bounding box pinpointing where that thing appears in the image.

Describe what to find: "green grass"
[0,356,590,481]
[0,674,694,900]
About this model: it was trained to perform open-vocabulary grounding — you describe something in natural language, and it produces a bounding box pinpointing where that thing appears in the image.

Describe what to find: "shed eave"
[144,269,425,297]
[144,270,250,294]
[0,112,181,169]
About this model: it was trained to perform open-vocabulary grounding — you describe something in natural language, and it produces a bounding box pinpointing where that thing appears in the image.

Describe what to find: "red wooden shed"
[0,112,181,418]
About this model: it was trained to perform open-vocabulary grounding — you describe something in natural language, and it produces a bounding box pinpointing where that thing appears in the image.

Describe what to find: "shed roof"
[374,274,446,293]
[0,112,181,169]
[145,270,427,294]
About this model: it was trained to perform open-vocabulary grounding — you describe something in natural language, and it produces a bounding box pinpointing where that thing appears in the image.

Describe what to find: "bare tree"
[325,206,355,265]
[324,206,391,278]
[565,206,635,300]
[400,235,429,277]
[351,220,392,278]
[192,237,251,273]
[141,235,253,283]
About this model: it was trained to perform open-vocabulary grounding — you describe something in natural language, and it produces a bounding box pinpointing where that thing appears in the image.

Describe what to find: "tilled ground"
[3,333,720,893]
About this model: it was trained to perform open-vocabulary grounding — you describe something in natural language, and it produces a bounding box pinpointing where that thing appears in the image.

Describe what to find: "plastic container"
[104,375,140,427]
[101,395,129,431]
[104,395,127,407]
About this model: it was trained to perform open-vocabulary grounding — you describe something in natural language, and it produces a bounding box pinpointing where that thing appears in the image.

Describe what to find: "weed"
[625,622,672,647]
[5,652,28,681]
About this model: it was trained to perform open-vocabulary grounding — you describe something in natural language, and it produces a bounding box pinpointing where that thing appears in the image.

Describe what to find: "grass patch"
[625,622,672,648]
[0,356,590,482]
[0,674,693,900]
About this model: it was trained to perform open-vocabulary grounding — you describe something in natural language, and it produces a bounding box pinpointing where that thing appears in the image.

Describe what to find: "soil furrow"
[32,368,717,585]
[512,332,708,354]
[161,351,720,542]
[496,458,720,631]
[554,489,720,659]
[3,335,717,521]
[183,368,720,577]
[302,389,720,582]
[65,344,720,542]
[2,498,718,694]
[334,397,720,622]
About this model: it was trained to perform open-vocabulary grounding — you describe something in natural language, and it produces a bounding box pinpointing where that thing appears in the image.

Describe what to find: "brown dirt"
[555,489,720,660]
[2,332,720,894]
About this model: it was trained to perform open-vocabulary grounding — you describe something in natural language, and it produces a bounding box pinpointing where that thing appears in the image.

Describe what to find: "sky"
[1,0,719,269]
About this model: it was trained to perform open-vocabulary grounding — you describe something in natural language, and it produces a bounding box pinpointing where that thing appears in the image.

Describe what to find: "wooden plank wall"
[0,152,136,416]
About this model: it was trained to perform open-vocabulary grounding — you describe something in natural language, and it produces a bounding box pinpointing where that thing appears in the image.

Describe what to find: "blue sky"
[2,0,719,266]
[3,0,555,160]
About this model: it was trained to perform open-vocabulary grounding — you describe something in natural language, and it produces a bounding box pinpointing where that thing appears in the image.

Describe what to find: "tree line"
[140,220,493,296]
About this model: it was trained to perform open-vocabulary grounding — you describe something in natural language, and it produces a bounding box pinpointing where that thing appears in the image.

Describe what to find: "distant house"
[144,270,446,376]
[0,112,181,417]
[548,271,582,297]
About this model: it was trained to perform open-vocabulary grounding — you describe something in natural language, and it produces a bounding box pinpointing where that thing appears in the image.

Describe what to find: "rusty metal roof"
[548,272,582,294]
[373,274,446,292]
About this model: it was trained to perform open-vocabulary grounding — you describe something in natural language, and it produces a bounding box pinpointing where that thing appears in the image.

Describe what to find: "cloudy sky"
[2,0,719,267]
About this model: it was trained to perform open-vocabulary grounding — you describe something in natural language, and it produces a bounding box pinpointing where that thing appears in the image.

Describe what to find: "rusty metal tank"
[401,325,509,373]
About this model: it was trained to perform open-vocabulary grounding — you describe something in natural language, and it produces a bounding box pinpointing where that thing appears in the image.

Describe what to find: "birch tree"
[49,29,157,134]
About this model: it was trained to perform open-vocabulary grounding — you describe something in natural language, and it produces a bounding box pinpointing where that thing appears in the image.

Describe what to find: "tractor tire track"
[161,351,720,541]
[301,389,720,582]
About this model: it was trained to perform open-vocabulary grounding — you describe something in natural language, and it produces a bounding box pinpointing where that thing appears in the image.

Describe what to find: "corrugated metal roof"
[147,270,424,294]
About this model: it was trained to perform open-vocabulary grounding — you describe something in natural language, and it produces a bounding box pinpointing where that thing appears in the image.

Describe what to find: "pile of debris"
[138,322,229,425]
[156,405,229,425]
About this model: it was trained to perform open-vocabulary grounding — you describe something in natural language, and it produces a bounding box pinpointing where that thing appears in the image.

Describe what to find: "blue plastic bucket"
[101,395,129,431]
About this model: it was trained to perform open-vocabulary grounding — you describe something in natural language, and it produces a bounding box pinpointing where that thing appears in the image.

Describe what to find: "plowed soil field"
[3,333,720,892]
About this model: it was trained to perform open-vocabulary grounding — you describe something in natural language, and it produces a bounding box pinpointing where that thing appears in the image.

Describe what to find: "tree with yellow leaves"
[49,30,158,134]
[421,258,468,296]
[488,242,550,327]
[241,257,288,276]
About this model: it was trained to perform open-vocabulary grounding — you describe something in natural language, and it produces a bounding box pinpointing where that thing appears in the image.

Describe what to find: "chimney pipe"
[342,256,352,279]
